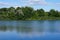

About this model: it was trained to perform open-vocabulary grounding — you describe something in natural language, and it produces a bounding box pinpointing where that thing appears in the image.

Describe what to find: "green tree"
[22,7,34,20]
[15,7,24,20]
[36,9,45,17]
[7,7,15,20]
[49,9,57,17]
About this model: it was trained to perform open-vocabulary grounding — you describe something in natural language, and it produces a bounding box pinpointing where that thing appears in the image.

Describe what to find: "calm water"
[0,20,60,40]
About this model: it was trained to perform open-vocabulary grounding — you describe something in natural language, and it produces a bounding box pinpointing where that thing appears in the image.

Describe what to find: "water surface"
[0,20,60,40]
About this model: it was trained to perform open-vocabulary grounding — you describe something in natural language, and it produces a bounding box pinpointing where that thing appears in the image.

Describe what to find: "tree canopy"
[0,7,60,20]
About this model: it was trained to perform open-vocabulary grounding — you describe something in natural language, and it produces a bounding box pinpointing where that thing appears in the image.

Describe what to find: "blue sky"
[0,0,60,11]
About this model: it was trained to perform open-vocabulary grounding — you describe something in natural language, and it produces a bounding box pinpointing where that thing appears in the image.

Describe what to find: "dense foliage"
[0,7,60,20]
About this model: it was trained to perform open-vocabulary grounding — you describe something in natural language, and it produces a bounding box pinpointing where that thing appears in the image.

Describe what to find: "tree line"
[0,7,60,20]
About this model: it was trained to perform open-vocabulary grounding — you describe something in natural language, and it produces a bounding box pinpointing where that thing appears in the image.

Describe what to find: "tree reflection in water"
[0,26,57,33]
[0,26,33,33]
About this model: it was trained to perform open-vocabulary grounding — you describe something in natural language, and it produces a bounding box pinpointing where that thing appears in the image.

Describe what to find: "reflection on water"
[0,21,60,33]
[0,20,60,40]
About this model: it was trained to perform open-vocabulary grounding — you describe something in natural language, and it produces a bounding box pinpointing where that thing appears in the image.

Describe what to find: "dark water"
[0,20,60,40]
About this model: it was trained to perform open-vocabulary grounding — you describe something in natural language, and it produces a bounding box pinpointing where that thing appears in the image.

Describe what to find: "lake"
[0,20,60,40]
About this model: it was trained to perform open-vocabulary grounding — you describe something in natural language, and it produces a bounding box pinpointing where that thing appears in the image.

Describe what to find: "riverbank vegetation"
[0,7,60,20]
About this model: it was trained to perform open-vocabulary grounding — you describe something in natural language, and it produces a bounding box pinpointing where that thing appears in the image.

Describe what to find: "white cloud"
[0,2,9,5]
[28,0,47,5]
[19,0,47,6]
[18,0,60,6]
[0,2,21,7]
[0,0,60,7]
[55,3,60,5]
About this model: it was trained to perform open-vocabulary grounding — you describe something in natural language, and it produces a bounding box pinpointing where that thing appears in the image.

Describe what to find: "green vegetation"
[0,7,60,20]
